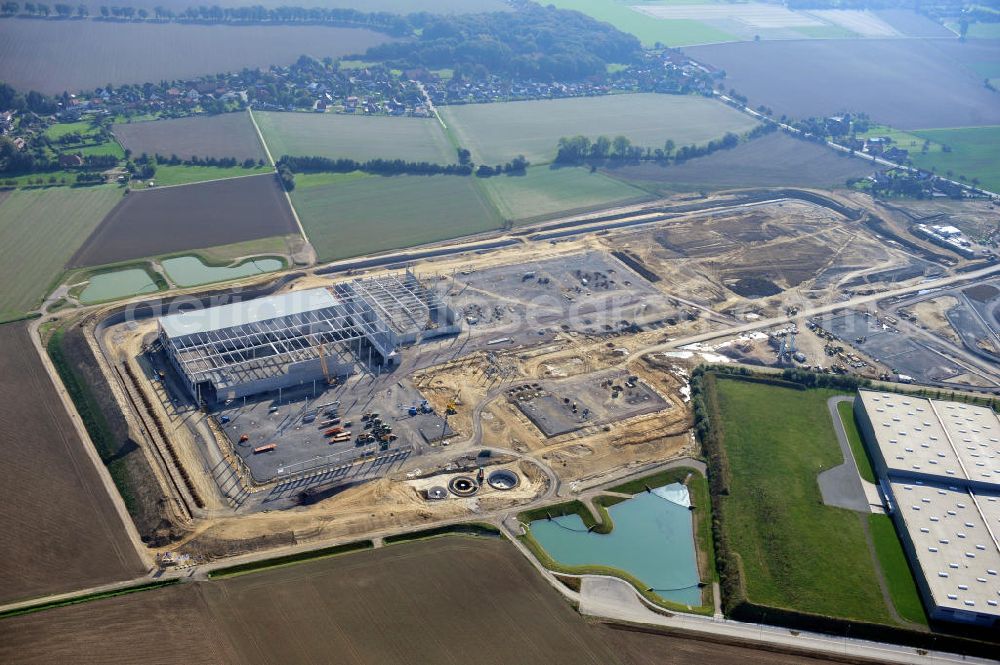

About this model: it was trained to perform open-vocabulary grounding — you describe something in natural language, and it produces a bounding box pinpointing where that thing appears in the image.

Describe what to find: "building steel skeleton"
[159,271,458,402]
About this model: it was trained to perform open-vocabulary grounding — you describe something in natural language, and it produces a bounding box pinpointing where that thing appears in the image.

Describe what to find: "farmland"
[0,19,392,93]
[909,126,1000,193]
[482,166,652,224]
[440,94,760,165]
[685,39,1000,129]
[124,0,508,11]
[0,187,122,322]
[595,624,851,665]
[292,173,500,261]
[1,537,618,664]
[0,322,145,605]
[68,174,298,268]
[603,132,874,193]
[113,113,267,162]
[853,124,1000,192]
[255,112,455,163]
[131,164,273,188]
[711,377,896,623]
[542,0,738,46]
[543,1,947,46]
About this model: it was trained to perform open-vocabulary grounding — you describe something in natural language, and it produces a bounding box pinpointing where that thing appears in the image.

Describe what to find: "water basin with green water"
[162,256,282,287]
[79,268,159,304]
[529,483,701,606]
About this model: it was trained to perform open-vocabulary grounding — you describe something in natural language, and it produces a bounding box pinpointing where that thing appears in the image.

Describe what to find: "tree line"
[0,2,411,35]
[136,153,265,169]
[277,150,529,180]
[554,128,766,166]
[277,155,473,177]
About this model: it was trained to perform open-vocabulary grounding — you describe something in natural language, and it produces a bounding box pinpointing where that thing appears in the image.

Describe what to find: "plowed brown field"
[0,323,144,604]
[68,173,298,267]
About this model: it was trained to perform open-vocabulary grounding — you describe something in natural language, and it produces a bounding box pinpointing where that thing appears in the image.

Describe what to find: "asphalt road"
[818,396,869,513]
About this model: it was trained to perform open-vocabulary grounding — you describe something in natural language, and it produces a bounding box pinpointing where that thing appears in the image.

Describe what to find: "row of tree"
[136,153,264,169]
[554,128,753,165]
[0,2,411,34]
[277,155,473,177]
[1,2,86,17]
[475,155,528,177]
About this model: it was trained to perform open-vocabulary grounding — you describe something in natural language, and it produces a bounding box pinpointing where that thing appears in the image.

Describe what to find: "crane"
[314,334,336,386]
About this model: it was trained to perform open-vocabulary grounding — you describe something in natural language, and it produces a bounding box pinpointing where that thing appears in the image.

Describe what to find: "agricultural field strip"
[439,94,761,165]
[292,173,499,261]
[0,323,146,605]
[112,113,268,162]
[0,187,123,320]
[684,40,1000,131]
[68,173,298,268]
[0,19,393,93]
[254,111,455,164]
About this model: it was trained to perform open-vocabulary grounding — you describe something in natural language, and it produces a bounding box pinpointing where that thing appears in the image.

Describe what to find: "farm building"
[854,391,1000,626]
[158,271,458,403]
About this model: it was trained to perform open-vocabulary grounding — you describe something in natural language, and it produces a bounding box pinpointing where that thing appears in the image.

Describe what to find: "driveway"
[818,396,874,513]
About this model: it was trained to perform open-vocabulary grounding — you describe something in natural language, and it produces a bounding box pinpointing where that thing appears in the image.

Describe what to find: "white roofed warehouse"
[158,271,458,404]
[854,390,1000,627]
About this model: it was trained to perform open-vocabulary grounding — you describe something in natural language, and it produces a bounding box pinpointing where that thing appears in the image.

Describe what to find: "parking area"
[509,368,669,438]
[214,374,452,483]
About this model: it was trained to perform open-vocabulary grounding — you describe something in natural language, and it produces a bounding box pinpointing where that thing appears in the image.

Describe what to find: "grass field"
[113,113,267,162]
[440,94,759,166]
[836,399,876,484]
[909,126,1000,193]
[544,0,737,46]
[0,187,122,321]
[868,514,928,626]
[133,164,272,188]
[255,112,455,163]
[0,537,619,664]
[482,166,652,224]
[713,378,894,623]
[41,120,124,161]
[180,234,300,265]
[292,173,500,261]
[43,121,98,141]
[857,124,941,154]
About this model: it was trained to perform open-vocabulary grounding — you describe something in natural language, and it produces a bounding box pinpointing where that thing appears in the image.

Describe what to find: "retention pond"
[162,255,282,287]
[529,483,701,606]
[79,267,160,304]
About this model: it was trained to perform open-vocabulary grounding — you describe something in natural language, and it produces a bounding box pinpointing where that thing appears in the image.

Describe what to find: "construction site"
[77,188,999,562]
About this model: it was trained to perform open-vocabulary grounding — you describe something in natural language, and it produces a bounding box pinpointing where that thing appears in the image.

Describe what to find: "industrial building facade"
[854,391,1000,626]
[159,272,458,403]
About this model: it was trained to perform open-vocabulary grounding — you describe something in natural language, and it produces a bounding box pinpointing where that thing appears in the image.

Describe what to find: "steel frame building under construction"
[158,271,458,403]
